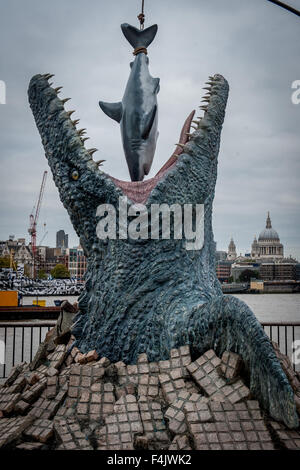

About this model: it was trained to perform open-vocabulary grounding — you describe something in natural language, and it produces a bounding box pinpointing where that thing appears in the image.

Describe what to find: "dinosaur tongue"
[107,110,195,204]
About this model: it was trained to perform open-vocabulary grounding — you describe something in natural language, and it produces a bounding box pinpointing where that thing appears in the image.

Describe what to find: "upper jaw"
[28,73,229,206]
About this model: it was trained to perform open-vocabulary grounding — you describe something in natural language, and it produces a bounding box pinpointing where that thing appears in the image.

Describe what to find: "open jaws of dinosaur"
[28,73,228,205]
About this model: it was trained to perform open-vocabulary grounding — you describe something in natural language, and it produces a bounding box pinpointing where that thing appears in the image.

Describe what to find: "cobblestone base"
[0,340,299,450]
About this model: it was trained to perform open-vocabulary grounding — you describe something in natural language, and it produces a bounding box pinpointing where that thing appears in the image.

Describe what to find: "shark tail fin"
[121,23,158,50]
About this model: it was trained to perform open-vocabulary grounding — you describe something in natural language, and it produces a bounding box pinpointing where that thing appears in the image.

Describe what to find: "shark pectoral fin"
[142,105,157,140]
[99,101,123,123]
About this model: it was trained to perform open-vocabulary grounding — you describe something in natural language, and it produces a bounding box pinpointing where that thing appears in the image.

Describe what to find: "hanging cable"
[267,0,300,17]
[138,0,145,30]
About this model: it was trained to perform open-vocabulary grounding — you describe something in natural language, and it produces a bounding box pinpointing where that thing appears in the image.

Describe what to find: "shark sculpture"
[28,22,299,428]
[99,23,159,182]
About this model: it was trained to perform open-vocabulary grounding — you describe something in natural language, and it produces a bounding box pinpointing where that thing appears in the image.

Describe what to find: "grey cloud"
[0,0,299,258]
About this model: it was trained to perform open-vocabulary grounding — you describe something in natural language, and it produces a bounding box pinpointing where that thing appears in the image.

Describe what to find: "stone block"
[28,373,40,386]
[0,391,21,415]
[21,381,46,404]
[24,418,54,443]
[165,391,201,434]
[47,344,67,370]
[219,351,242,381]
[54,416,93,450]
[137,374,159,399]
[269,420,300,450]
[16,442,44,450]
[3,364,25,387]
[187,350,250,403]
[96,395,143,450]
[169,435,192,450]
[158,371,187,404]
[138,396,170,448]
[190,401,275,450]
[98,357,111,368]
[15,400,31,415]
[86,350,99,362]
[29,387,67,420]
[0,415,34,448]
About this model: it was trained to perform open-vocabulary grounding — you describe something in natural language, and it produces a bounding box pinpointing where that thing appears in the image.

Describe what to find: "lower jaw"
[105,110,195,204]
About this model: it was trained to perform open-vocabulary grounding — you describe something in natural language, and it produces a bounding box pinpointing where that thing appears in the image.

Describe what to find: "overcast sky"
[0,0,299,258]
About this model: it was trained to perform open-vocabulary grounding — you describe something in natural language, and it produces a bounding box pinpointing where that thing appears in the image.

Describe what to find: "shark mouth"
[107,110,196,204]
[28,74,228,206]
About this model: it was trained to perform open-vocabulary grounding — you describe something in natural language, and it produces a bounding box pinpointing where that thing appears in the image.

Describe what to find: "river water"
[1,293,299,381]
[22,293,300,323]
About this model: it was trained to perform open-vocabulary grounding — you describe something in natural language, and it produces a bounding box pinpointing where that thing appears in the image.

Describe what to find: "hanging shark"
[99,23,159,182]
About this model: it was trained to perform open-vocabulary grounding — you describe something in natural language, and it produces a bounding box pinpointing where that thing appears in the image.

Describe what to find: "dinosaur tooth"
[78,128,87,136]
[175,143,185,149]
[192,120,200,125]
[95,159,106,166]
[88,148,98,156]
[54,86,63,94]
[44,73,55,80]
[191,125,198,130]
[72,119,80,126]
[202,87,211,91]
[199,105,208,111]
[66,110,75,117]
[81,137,90,143]
[62,98,71,104]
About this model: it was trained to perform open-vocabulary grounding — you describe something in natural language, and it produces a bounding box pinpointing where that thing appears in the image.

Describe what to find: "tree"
[51,264,70,279]
[38,269,47,280]
[0,257,11,268]
[238,269,259,283]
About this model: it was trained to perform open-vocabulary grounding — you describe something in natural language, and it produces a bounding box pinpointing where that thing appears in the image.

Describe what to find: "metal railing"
[261,322,300,372]
[0,321,299,379]
[0,321,56,379]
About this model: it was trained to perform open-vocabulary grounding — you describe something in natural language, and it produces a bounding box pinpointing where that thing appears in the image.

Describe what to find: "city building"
[68,246,87,279]
[251,212,284,259]
[230,263,260,283]
[56,230,69,249]
[0,237,34,277]
[227,238,237,261]
[259,259,298,281]
[216,251,227,262]
[216,261,232,282]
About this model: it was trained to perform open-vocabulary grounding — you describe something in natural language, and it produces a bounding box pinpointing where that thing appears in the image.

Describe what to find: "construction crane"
[28,171,47,278]
[38,230,48,246]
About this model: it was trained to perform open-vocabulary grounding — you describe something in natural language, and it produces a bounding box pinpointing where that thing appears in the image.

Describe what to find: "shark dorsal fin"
[99,101,123,123]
